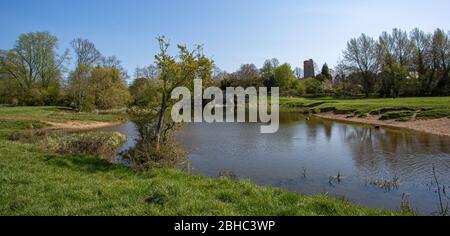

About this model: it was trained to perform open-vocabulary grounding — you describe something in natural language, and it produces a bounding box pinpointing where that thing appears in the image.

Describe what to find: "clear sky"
[1,0,449,75]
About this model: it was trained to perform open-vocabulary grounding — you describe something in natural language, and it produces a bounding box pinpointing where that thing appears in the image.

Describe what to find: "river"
[100,113,450,215]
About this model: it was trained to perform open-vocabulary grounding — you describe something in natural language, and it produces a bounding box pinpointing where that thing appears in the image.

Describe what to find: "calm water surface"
[102,113,450,215]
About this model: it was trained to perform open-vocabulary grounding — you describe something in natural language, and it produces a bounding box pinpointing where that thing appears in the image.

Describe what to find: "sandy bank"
[315,113,450,137]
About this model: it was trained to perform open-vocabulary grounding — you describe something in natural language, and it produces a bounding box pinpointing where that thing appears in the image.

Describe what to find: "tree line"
[0,32,130,110]
[338,28,450,97]
[1,28,449,110]
[164,27,448,98]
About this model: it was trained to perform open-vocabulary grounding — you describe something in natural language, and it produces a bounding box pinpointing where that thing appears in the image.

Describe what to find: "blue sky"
[1,0,449,75]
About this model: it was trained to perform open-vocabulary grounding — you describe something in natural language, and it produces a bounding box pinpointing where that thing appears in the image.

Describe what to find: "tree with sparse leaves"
[342,34,379,97]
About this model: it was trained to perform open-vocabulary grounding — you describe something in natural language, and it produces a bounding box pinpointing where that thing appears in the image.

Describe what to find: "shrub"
[123,138,187,170]
[301,78,323,97]
[44,131,126,159]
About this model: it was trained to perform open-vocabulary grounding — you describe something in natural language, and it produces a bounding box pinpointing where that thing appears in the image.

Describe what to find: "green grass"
[279,97,450,120]
[380,111,415,122]
[0,106,126,140]
[0,106,126,123]
[0,141,404,216]
[416,109,450,120]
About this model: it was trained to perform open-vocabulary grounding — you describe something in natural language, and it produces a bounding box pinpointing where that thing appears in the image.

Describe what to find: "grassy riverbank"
[280,97,450,136]
[0,106,126,139]
[0,106,405,216]
[280,97,450,117]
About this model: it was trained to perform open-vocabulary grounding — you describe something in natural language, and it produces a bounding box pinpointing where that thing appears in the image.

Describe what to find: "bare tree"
[391,28,413,66]
[71,38,102,67]
[134,64,160,80]
[431,29,450,95]
[342,34,379,97]
[410,28,433,95]
[294,67,303,79]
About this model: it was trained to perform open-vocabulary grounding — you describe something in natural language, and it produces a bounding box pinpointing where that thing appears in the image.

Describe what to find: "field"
[0,106,126,139]
[280,97,450,119]
[0,106,405,216]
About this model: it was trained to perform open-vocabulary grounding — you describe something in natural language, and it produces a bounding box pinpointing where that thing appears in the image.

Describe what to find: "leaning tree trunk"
[155,97,167,151]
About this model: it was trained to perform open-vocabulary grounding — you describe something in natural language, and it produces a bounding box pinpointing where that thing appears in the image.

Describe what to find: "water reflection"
[102,113,450,215]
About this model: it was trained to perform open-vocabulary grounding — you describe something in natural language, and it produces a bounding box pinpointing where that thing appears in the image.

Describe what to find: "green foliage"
[127,36,213,166]
[296,80,306,95]
[316,63,332,81]
[67,66,130,112]
[261,58,279,88]
[301,78,323,96]
[0,32,67,105]
[274,63,297,93]
[379,57,409,97]
[129,78,162,107]
[89,66,131,110]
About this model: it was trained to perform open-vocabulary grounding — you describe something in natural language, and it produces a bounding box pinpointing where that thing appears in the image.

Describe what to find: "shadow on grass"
[42,153,127,174]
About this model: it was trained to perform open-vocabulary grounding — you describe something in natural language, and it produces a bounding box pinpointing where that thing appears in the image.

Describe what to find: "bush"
[44,131,126,159]
[123,138,187,170]
[301,78,323,97]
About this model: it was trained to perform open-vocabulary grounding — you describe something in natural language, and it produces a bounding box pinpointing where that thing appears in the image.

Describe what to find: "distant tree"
[0,32,68,105]
[294,67,303,79]
[68,38,130,111]
[134,64,159,80]
[67,64,94,111]
[212,67,228,84]
[410,28,434,95]
[234,64,262,87]
[317,63,332,81]
[430,29,450,95]
[261,58,279,87]
[342,34,379,97]
[71,38,102,67]
[301,77,323,96]
[313,62,320,77]
[380,58,409,97]
[274,63,297,93]
[129,77,162,107]
[376,29,413,97]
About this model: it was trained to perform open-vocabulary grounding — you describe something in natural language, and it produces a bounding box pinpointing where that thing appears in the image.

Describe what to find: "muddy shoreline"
[315,113,450,137]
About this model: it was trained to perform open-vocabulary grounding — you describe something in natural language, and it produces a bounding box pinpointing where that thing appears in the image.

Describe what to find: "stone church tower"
[303,59,315,78]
